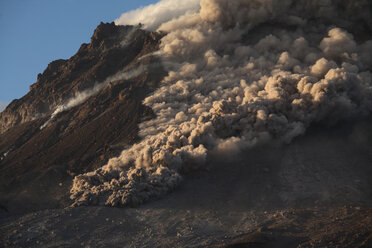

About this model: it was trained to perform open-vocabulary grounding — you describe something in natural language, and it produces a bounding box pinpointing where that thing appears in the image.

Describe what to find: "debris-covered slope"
[1,118,372,247]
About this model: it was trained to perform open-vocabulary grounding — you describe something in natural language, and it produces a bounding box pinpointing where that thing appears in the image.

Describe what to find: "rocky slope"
[0,12,371,247]
[0,22,165,212]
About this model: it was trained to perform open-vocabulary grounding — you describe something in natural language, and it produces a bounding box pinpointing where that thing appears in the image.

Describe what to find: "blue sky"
[0,0,158,106]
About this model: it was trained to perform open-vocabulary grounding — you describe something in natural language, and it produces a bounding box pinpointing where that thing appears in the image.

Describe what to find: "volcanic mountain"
[0,22,165,212]
[1,0,372,247]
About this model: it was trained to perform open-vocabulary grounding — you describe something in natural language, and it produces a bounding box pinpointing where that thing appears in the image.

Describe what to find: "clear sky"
[0,0,158,107]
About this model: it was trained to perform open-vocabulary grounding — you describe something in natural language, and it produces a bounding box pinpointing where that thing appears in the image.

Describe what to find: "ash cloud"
[70,0,372,207]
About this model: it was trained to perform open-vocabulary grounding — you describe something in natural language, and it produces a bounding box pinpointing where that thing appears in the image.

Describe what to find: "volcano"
[1,0,372,247]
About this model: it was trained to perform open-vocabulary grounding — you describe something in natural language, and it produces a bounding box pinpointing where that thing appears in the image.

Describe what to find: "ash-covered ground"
[1,118,372,247]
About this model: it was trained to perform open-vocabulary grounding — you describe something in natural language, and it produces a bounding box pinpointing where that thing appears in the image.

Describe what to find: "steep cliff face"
[0,22,165,212]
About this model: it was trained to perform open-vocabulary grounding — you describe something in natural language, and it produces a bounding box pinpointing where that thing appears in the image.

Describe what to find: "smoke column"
[70,0,372,207]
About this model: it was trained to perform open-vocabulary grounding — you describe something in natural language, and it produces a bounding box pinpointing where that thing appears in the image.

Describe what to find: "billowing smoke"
[70,0,372,207]
[40,67,146,129]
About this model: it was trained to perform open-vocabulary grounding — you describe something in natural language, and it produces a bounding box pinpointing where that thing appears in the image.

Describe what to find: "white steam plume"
[0,102,8,113]
[70,0,372,207]
[40,67,146,129]
[115,0,201,31]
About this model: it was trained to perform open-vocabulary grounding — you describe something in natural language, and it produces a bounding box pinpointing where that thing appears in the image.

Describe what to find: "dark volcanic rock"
[0,22,165,213]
